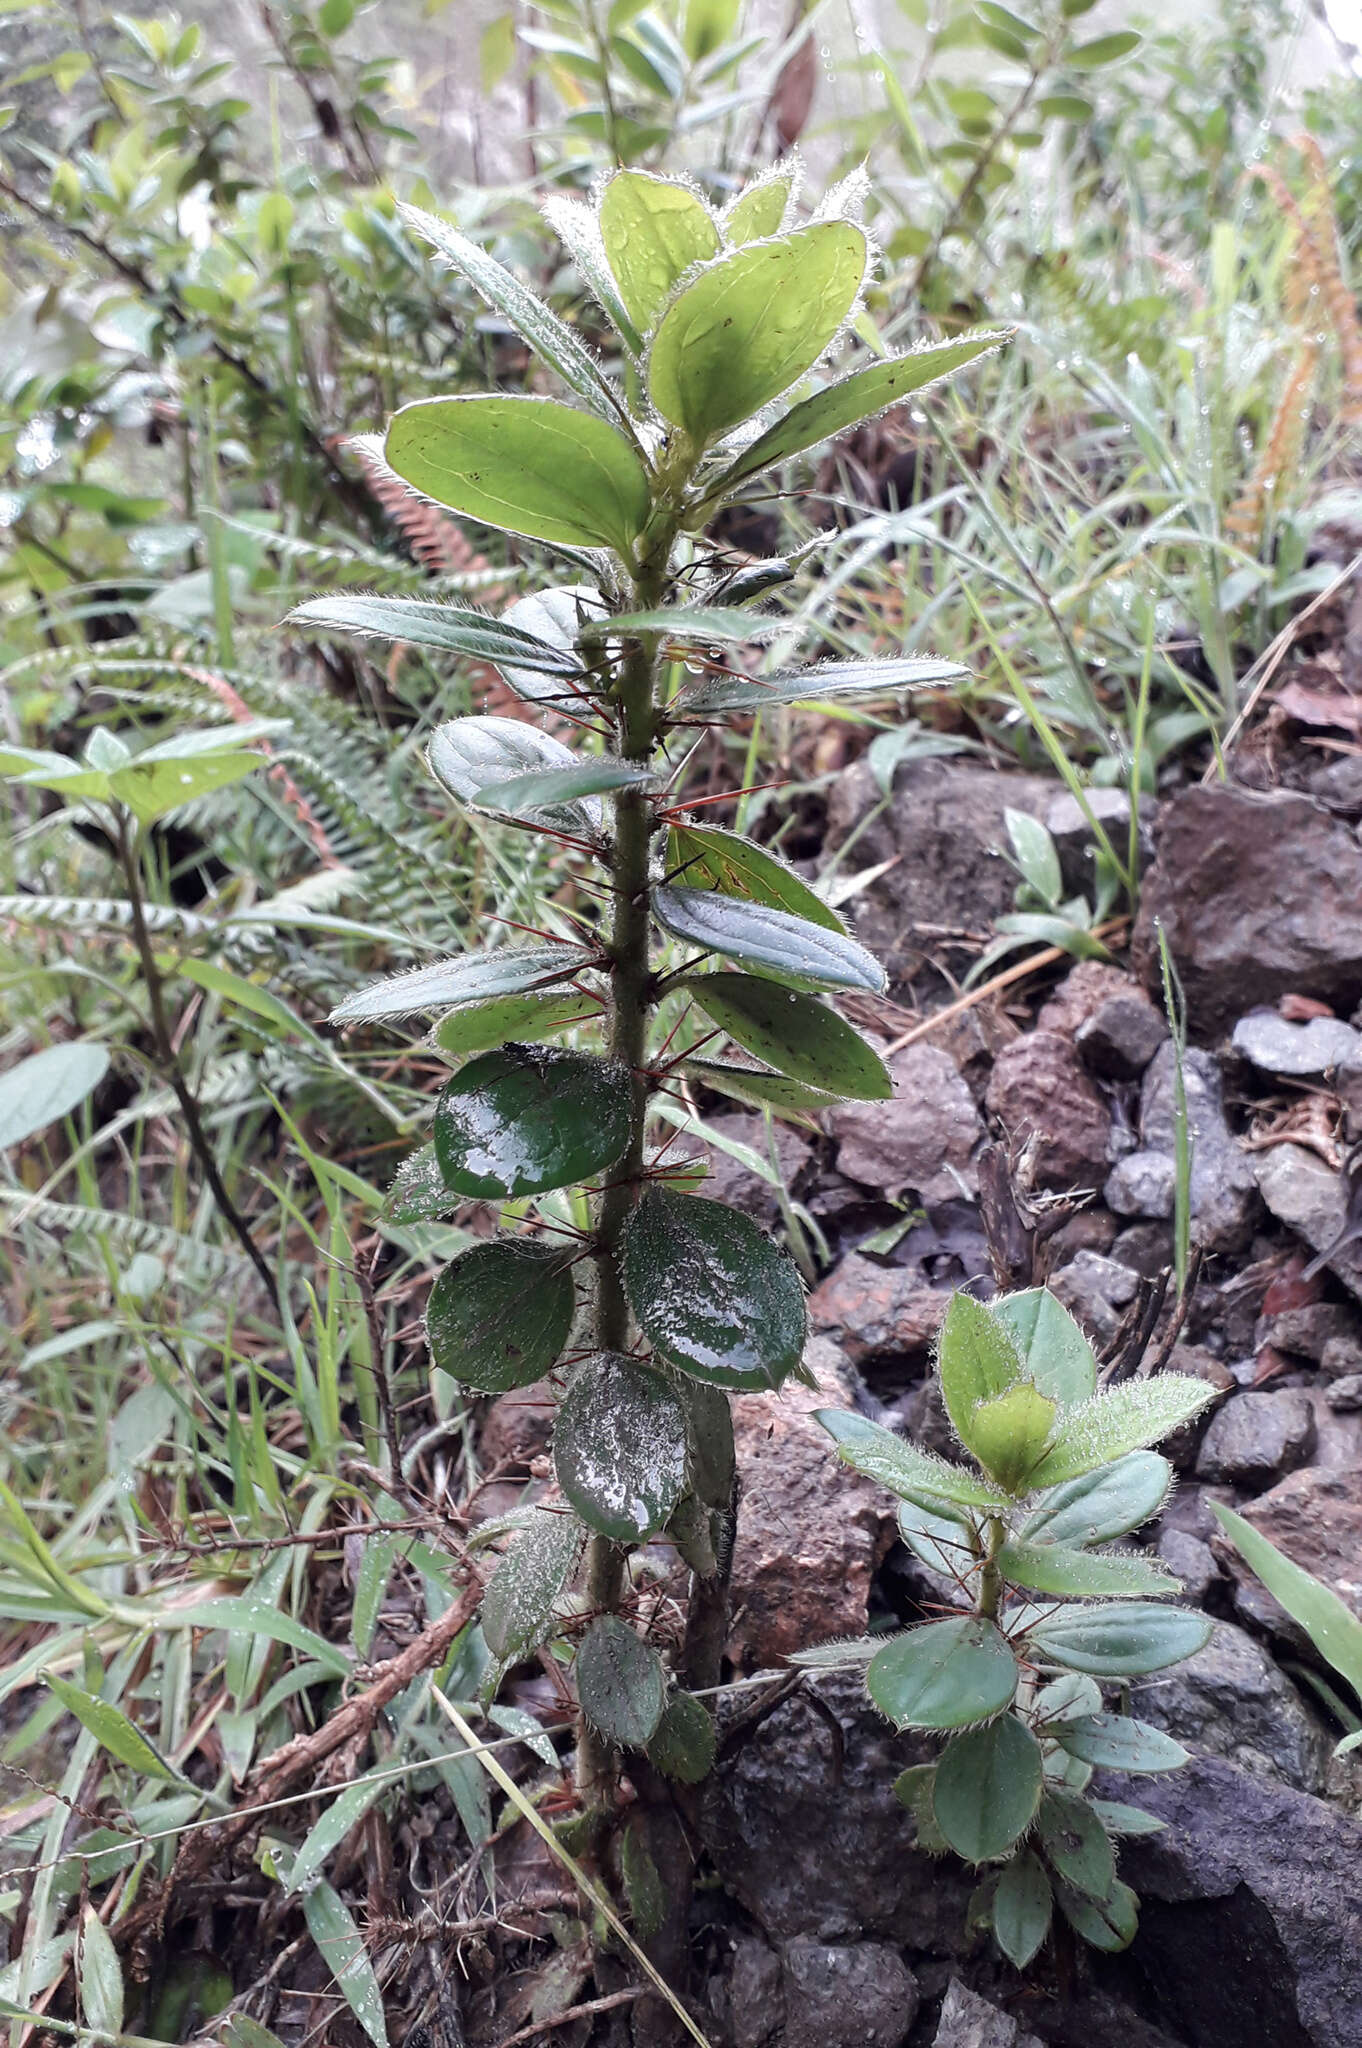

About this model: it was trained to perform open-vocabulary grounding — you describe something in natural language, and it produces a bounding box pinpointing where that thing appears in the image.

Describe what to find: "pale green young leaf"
[541,194,644,355]
[963,1381,1056,1493]
[1025,1375,1216,1489]
[722,162,796,242]
[936,1293,1025,1451]
[989,1287,1097,1408]
[599,170,720,332]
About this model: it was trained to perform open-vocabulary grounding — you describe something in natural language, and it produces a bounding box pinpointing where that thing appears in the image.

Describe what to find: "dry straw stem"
[1210,555,1362,772]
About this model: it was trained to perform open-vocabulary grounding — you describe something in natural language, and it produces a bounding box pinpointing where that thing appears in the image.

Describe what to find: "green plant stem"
[978,1516,1004,1623]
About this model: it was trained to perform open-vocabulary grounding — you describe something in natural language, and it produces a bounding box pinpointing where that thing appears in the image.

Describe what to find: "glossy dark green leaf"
[702,331,1012,499]
[681,972,892,1099]
[645,1689,717,1782]
[1025,1375,1217,1490]
[553,1352,689,1540]
[599,169,720,332]
[432,990,600,1061]
[673,655,968,717]
[1036,1789,1115,1901]
[1024,1602,1211,1678]
[989,1288,1096,1409]
[1020,1451,1172,1549]
[481,1504,585,1662]
[621,1185,807,1390]
[286,594,584,674]
[993,1850,1053,1968]
[496,585,607,708]
[866,1616,1018,1730]
[332,944,597,1026]
[655,886,885,993]
[997,1539,1180,1601]
[681,1056,843,1119]
[434,1044,630,1198]
[648,223,869,444]
[428,715,604,837]
[816,1408,1009,1511]
[426,1239,575,1393]
[575,1615,666,1747]
[1054,1713,1189,1774]
[1056,1878,1139,1952]
[668,823,845,932]
[934,1713,1044,1862]
[386,395,652,553]
[681,1377,736,1508]
[483,760,657,816]
[936,1293,1025,1452]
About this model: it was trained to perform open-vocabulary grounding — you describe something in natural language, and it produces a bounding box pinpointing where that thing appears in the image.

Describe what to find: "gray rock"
[1118,1756,1362,2048]
[1140,1043,1258,1252]
[1134,1620,1330,1792]
[1263,1302,1359,1362]
[1155,1526,1221,1603]
[1105,1149,1177,1218]
[807,1253,949,1368]
[1195,1389,1316,1489]
[1077,993,1169,1080]
[830,1042,981,1203]
[1255,1143,1362,1300]
[932,1980,1041,2048]
[1133,782,1362,1035]
[1337,1045,1362,1143]
[723,1937,784,2048]
[1232,1007,1361,1077]
[985,1031,1112,1191]
[782,1940,919,2048]
[1047,1249,1140,1345]
[1110,1221,1176,1276]
[1326,1373,1362,1410]
[1322,1332,1362,1378]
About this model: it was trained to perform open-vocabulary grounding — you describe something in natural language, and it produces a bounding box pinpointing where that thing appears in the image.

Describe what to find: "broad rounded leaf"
[599,170,720,332]
[432,990,599,1061]
[989,1287,1097,1409]
[722,167,794,242]
[621,1185,807,1390]
[575,1615,666,1747]
[1024,1602,1212,1678]
[934,1713,1044,1862]
[1036,1789,1115,1901]
[1056,1877,1139,1953]
[386,395,652,553]
[681,1056,843,1118]
[427,715,603,836]
[0,1042,109,1149]
[681,971,891,1099]
[993,1849,1053,1968]
[998,1539,1180,1601]
[674,655,968,718]
[553,1352,689,1540]
[866,1616,1018,1730]
[937,1294,1025,1451]
[286,594,584,674]
[1025,1375,1217,1490]
[645,1689,717,1783]
[816,1408,1009,1512]
[655,886,886,993]
[497,584,606,707]
[332,944,597,1026]
[1021,1451,1172,1549]
[1032,1672,1103,1726]
[964,1381,1057,1493]
[1054,1713,1189,1774]
[482,1504,584,1661]
[433,1043,630,1198]
[426,1239,575,1393]
[668,822,846,932]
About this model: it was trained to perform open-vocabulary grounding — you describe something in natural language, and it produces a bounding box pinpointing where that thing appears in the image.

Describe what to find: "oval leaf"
[1025,1375,1216,1490]
[1056,1877,1139,1953]
[655,886,886,993]
[645,1689,717,1783]
[681,971,891,1099]
[497,584,606,707]
[0,1042,109,1149]
[993,1849,1053,1968]
[286,594,584,673]
[482,1504,585,1662]
[599,169,720,332]
[866,1616,1018,1730]
[1054,1713,1190,1774]
[965,1381,1057,1493]
[668,822,846,932]
[332,944,597,1026]
[989,1287,1097,1409]
[937,1293,1025,1452]
[1021,1451,1172,1549]
[426,1239,575,1393]
[1024,1602,1212,1678]
[998,1539,1180,1601]
[428,714,603,836]
[575,1615,666,1747]
[432,990,600,1061]
[934,1712,1044,1862]
[621,1186,807,1390]
[1037,1789,1116,1902]
[681,1056,844,1118]
[722,166,794,242]
[434,1044,631,1198]
[554,1352,689,1540]
[674,655,968,717]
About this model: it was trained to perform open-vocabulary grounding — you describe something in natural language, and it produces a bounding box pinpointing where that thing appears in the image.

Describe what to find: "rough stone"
[829,1043,982,1203]
[932,1980,1041,2048]
[1134,1620,1330,1792]
[1155,1526,1221,1604]
[1231,1007,1361,1077]
[1255,1143,1362,1300]
[1105,1149,1177,1218]
[1322,1332,1362,1378]
[1233,1464,1362,1620]
[1337,1045,1362,1143]
[727,1337,891,1670]
[781,1939,919,2048]
[1047,1249,1140,1346]
[807,1254,949,1368]
[1140,1043,1259,1252]
[703,1113,812,1229]
[1165,1341,1235,1394]
[1117,1756,1362,2048]
[1262,1301,1359,1362]
[1325,1372,1362,1410]
[984,1032,1112,1190]
[1133,782,1362,1034]
[1045,786,1155,895]
[1195,1389,1317,1489]
[1110,1221,1176,1276]
[1076,992,1170,1080]
[722,1937,784,2048]
[1035,960,1141,1038]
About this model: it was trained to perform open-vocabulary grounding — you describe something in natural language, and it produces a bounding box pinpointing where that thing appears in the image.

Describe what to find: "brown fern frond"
[1226,341,1321,550]
[346,434,503,586]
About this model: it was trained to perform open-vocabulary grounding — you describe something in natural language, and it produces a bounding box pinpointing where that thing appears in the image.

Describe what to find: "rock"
[932,1980,1041,2048]
[1233,1464,1362,1619]
[1077,993,1169,1081]
[1045,786,1155,895]
[922,1000,1020,1102]
[1263,1302,1359,1362]
[703,1113,812,1228]
[1337,1045,1362,1143]
[830,1043,982,1203]
[721,1937,784,2048]
[1110,1221,1176,1276]
[1134,1620,1330,1792]
[807,1254,949,1368]
[781,1939,919,2048]
[984,1033,1112,1190]
[1255,1144,1362,1300]
[1105,1149,1176,1218]
[1325,1373,1362,1410]
[1035,960,1141,1038]
[1322,1333,1362,1378]
[1047,1249,1140,1346]
[1155,1526,1221,1603]
[821,757,1053,1001]
[727,1337,891,1670]
[1140,1043,1258,1252]
[1195,1390,1317,1489]
[1042,1208,1119,1263]
[1164,1341,1235,1394]
[1133,783,1362,1035]
[1231,1008,1361,1077]
[1117,1756,1362,2048]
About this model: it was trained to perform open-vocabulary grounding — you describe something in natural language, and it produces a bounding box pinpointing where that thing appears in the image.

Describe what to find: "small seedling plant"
[818,1286,1216,1966]
[295,165,1007,1866]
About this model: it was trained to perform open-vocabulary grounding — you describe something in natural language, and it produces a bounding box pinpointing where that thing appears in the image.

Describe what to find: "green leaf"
[553,1353,689,1540]
[1056,1877,1139,1952]
[1066,29,1141,66]
[434,1044,630,1199]
[484,760,658,816]
[993,1850,1053,1968]
[722,165,795,242]
[428,714,606,837]
[1024,1602,1212,1677]
[668,822,846,932]
[1037,1790,1115,1901]
[426,1239,575,1392]
[674,654,968,717]
[0,1042,108,1149]
[701,331,1012,497]
[45,1674,183,1783]
[1005,808,1062,904]
[302,1881,389,2048]
[645,1689,717,1782]
[287,594,584,675]
[1032,1672,1103,1725]
[680,1056,843,1118]
[1025,1376,1216,1489]
[816,1408,1009,1511]
[107,748,261,824]
[621,1186,807,1390]
[432,991,599,1061]
[1089,1798,1166,1837]
[648,222,869,445]
[1054,1713,1190,1774]
[78,1904,124,2036]
[990,1288,1096,1408]
[936,1293,1025,1452]
[575,1615,666,1747]
[332,944,597,1026]
[604,604,783,643]
[386,395,652,554]
[482,1505,584,1661]
[289,1777,387,1896]
[681,1377,736,1507]
[400,201,625,426]
[998,1539,1180,1601]
[866,1616,1018,1730]
[1210,1503,1362,1707]
[933,1712,1044,1862]
[897,1494,980,1581]
[681,972,892,1099]
[496,584,606,707]
[479,10,515,87]
[1021,1451,1171,1548]
[162,1596,350,1676]
[964,1381,1057,1493]
[542,194,645,356]
[599,170,720,333]
[320,0,354,31]
[893,1762,950,1853]
[655,886,886,993]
